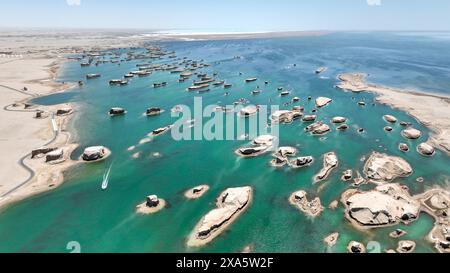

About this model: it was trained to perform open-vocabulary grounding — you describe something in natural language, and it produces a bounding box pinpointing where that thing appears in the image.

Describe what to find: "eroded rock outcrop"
[402,128,422,140]
[315,97,332,108]
[289,156,314,168]
[45,149,64,163]
[383,115,397,123]
[342,184,421,228]
[82,146,110,162]
[289,190,324,217]
[415,189,450,253]
[302,115,317,122]
[363,152,412,183]
[389,229,407,239]
[31,147,58,159]
[271,110,302,124]
[347,241,366,253]
[399,143,410,152]
[236,135,276,158]
[187,186,252,247]
[331,116,347,124]
[185,185,210,200]
[136,195,166,215]
[314,152,338,183]
[305,122,331,135]
[341,170,353,181]
[417,143,435,157]
[324,232,339,247]
[397,240,416,253]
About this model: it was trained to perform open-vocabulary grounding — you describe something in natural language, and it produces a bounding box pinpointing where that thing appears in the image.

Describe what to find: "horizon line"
[1,26,450,33]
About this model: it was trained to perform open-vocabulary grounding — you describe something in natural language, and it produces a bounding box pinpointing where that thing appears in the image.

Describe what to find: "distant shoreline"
[336,73,450,155]
[130,31,331,42]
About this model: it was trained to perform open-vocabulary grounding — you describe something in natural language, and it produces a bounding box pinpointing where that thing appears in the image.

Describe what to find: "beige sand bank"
[0,55,75,200]
[337,73,450,155]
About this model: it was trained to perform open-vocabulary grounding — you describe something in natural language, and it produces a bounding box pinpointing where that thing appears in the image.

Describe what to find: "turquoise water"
[1,32,449,253]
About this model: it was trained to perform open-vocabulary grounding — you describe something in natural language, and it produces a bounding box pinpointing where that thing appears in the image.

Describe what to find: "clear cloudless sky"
[1,0,449,31]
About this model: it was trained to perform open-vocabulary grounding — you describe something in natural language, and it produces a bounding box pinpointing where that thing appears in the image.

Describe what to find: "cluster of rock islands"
[62,49,449,253]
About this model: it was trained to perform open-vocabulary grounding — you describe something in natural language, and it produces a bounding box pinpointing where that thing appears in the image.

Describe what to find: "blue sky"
[1,0,450,31]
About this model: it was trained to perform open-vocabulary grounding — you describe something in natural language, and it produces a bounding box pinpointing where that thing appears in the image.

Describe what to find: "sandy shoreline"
[0,31,150,210]
[336,73,450,155]
[0,56,80,210]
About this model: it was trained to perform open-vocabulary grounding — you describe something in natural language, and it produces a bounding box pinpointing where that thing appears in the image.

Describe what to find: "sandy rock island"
[289,190,324,217]
[184,185,210,200]
[136,195,166,215]
[187,186,252,247]
[363,152,412,183]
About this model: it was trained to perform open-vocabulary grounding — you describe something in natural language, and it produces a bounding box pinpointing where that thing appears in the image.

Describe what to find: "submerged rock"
[417,142,435,157]
[314,152,338,182]
[324,232,339,247]
[363,152,413,183]
[289,190,324,217]
[187,186,252,247]
[402,128,422,140]
[400,121,412,127]
[384,126,393,132]
[342,184,421,228]
[240,244,255,253]
[329,200,339,210]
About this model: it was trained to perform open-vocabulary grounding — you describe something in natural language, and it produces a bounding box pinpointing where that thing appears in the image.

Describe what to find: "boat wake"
[101,164,113,190]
